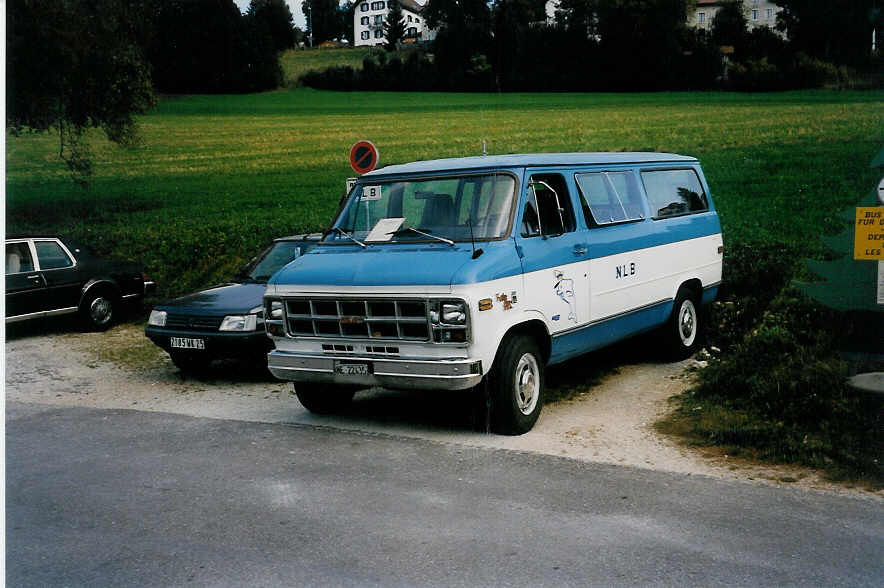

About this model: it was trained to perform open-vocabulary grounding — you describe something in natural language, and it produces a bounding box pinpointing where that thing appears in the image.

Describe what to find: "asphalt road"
[7,401,884,587]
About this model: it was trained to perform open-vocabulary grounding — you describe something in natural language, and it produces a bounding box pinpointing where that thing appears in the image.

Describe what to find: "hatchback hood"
[156,282,267,316]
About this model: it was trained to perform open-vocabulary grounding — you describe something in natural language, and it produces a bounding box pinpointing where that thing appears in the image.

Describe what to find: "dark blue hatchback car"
[145,234,319,373]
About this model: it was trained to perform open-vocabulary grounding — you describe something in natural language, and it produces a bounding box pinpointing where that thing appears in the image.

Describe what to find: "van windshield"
[328,174,516,244]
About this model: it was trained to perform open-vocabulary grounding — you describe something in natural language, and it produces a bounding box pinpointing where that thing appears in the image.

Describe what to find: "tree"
[424,0,493,86]
[554,0,599,38]
[147,0,281,94]
[383,0,406,50]
[302,0,341,44]
[248,0,297,52]
[339,1,357,46]
[710,0,747,50]
[777,0,879,65]
[595,0,693,90]
[7,0,156,185]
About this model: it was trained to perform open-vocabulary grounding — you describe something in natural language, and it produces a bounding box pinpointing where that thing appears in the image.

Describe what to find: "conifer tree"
[383,0,406,51]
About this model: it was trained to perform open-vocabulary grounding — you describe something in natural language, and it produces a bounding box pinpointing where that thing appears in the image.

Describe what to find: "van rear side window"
[575,171,644,226]
[641,169,709,218]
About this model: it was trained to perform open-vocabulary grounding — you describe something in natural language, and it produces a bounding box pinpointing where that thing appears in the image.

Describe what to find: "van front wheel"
[295,383,355,414]
[490,335,544,435]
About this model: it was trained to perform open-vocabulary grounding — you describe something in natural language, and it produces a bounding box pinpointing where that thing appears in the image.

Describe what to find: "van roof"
[363,152,697,177]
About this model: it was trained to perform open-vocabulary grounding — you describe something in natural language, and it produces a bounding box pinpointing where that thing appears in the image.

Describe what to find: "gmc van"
[264,153,723,434]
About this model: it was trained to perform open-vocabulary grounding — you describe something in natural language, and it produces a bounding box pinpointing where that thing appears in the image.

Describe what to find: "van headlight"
[430,299,469,343]
[441,302,467,324]
[148,310,167,327]
[266,300,284,320]
[219,314,258,332]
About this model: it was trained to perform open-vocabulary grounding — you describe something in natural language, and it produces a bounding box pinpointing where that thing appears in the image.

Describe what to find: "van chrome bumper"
[267,350,483,391]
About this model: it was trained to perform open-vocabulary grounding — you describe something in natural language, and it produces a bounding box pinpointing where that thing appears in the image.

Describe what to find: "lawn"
[6,89,883,298]
[281,47,377,86]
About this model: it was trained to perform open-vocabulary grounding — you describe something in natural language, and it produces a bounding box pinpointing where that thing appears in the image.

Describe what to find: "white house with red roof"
[354,0,433,47]
[691,0,783,31]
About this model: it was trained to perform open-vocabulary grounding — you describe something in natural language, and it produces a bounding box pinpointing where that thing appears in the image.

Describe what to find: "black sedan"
[145,234,319,373]
[6,236,155,330]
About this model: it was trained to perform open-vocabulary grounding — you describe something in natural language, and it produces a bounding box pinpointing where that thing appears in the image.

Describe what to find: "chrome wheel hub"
[90,297,112,325]
[678,300,696,346]
[515,353,540,415]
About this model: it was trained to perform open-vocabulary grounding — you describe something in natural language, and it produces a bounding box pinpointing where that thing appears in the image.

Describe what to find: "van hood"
[269,241,520,289]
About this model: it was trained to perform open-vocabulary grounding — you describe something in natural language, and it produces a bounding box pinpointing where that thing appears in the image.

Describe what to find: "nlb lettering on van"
[264,153,724,435]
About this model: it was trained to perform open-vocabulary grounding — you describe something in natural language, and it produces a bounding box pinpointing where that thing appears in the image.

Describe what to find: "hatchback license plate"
[170,337,205,350]
[335,363,369,376]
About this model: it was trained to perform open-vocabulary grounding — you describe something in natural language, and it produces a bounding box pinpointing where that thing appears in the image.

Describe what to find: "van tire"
[296,383,355,414]
[664,289,702,359]
[489,334,544,435]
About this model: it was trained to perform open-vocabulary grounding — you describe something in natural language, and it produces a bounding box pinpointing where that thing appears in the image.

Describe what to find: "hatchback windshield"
[243,241,309,282]
[327,174,516,243]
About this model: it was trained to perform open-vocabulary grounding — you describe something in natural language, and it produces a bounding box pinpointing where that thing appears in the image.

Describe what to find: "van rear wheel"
[664,290,702,359]
[490,334,544,435]
[295,383,355,414]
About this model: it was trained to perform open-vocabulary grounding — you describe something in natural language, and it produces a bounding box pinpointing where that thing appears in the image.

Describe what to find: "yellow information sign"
[855,207,884,260]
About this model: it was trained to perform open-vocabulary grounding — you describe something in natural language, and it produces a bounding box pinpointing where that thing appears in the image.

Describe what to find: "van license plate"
[335,363,369,376]
[171,337,205,350]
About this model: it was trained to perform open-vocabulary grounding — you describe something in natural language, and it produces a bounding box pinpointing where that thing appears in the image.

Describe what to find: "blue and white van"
[265,153,723,434]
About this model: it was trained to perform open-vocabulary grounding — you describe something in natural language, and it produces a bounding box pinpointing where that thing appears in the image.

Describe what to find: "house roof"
[363,152,697,177]
[399,0,423,14]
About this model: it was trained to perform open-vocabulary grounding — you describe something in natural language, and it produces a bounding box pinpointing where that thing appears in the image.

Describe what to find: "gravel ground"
[5,321,879,499]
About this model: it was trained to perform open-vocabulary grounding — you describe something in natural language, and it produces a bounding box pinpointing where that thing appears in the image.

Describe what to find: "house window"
[408,15,412,22]
[361,31,370,40]
[360,3,368,11]
[361,16,369,25]
[370,1,384,10]
[374,29,383,38]
[697,11,705,24]
[374,15,383,24]
[751,9,759,21]
[407,27,417,36]
[765,8,773,20]
[415,18,419,23]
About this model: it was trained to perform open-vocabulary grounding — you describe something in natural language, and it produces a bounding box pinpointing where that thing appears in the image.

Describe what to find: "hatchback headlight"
[148,310,167,327]
[219,315,258,332]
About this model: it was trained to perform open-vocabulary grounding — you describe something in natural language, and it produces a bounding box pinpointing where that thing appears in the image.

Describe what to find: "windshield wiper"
[390,226,455,247]
[332,227,366,248]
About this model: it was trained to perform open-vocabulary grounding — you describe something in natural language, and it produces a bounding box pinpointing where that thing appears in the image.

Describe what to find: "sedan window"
[6,242,34,274]
[35,240,74,270]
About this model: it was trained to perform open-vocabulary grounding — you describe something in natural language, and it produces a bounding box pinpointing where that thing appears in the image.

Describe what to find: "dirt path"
[5,322,878,499]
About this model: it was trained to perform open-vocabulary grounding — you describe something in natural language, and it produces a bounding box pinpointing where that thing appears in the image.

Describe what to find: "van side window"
[575,171,644,226]
[641,169,709,218]
[521,173,575,238]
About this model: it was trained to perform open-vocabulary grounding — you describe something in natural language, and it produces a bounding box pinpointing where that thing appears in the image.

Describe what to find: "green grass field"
[281,47,376,86]
[6,89,883,297]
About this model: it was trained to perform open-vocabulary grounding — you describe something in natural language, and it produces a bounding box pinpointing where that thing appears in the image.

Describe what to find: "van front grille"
[284,298,430,341]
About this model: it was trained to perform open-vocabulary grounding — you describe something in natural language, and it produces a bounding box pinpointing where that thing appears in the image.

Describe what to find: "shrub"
[688,287,881,480]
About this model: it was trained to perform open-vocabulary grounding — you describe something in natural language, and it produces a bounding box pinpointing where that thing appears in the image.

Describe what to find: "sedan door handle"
[573,245,588,256]
[27,274,42,282]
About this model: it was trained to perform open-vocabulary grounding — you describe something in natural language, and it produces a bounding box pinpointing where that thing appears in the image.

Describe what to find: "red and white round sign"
[349,140,379,175]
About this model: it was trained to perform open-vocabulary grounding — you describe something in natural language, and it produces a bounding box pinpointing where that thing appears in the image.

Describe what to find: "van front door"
[515,172,590,335]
